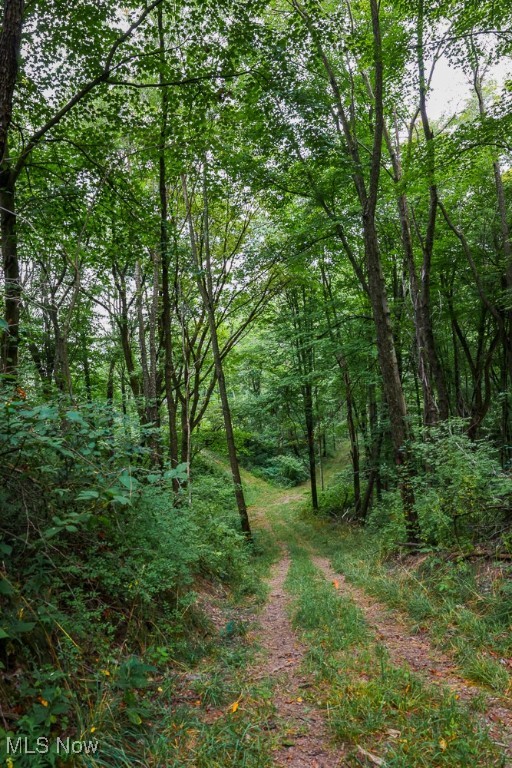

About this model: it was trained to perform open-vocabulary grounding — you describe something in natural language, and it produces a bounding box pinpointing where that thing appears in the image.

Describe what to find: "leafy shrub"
[366,488,407,548]
[0,397,254,766]
[410,421,512,546]
[258,454,309,486]
[367,420,512,548]
[318,470,356,517]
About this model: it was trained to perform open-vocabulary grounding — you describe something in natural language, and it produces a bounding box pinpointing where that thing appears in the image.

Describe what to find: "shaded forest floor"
[168,460,512,767]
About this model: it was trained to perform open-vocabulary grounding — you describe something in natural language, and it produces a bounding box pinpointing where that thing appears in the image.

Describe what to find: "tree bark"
[0,0,23,379]
[304,377,319,511]
[342,359,361,517]
[363,0,418,541]
[157,4,180,476]
[318,261,362,515]
[182,172,252,539]
[0,175,19,379]
[293,0,418,540]
[471,51,512,459]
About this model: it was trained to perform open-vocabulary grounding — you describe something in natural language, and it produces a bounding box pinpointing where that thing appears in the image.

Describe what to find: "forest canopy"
[1,0,512,764]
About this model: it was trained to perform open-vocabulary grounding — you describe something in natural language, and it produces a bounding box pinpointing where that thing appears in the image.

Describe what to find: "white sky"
[428,56,512,120]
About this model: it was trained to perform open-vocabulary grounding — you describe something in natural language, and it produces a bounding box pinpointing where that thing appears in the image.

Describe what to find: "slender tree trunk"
[343,361,361,516]
[318,261,360,514]
[370,97,448,424]
[361,5,449,424]
[157,4,179,475]
[365,0,418,540]
[135,256,161,464]
[415,2,450,422]
[295,0,418,539]
[367,382,383,503]
[114,268,145,424]
[472,53,512,460]
[289,286,318,511]
[318,431,324,491]
[0,0,24,381]
[118,315,140,402]
[364,220,408,452]
[120,362,127,417]
[82,340,92,402]
[0,176,19,379]
[182,172,252,539]
[48,305,73,397]
[106,355,116,454]
[360,428,383,520]
[396,186,443,424]
[106,356,115,404]
[304,378,318,510]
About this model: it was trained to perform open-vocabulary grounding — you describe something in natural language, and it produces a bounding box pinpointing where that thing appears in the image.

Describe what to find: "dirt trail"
[252,555,345,768]
[312,555,512,759]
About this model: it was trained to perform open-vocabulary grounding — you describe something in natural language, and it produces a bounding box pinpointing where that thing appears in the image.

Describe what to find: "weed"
[284,545,504,767]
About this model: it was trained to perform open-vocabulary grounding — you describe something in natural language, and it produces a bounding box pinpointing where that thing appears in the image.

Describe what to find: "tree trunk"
[318,260,360,514]
[415,1,450,422]
[295,0,419,540]
[343,362,361,517]
[48,305,73,397]
[182,172,252,539]
[0,0,24,380]
[0,176,19,379]
[363,214,419,540]
[157,4,180,476]
[304,378,318,510]
[135,257,161,464]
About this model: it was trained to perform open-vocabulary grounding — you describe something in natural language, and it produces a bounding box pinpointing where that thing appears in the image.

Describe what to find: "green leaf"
[111,495,131,506]
[119,473,139,492]
[37,406,58,419]
[76,490,100,501]
[126,709,143,725]
[164,463,188,482]
[0,579,14,596]
[43,527,61,539]
[66,410,85,423]
[12,621,36,634]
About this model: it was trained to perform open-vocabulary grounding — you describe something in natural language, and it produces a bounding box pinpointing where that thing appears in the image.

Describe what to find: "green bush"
[0,398,254,767]
[318,470,356,517]
[367,488,408,548]
[367,420,512,548]
[261,453,309,486]
[410,421,512,547]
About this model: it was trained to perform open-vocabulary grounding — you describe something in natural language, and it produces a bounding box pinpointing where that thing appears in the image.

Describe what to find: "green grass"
[277,502,512,697]
[46,468,282,768]
[59,458,510,768]
[68,548,279,768]
[331,541,512,695]
[284,544,505,767]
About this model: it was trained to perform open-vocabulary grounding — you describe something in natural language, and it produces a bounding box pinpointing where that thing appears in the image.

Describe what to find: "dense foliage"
[1,0,512,762]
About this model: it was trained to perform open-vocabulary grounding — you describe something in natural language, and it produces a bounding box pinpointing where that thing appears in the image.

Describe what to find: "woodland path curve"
[249,481,512,765]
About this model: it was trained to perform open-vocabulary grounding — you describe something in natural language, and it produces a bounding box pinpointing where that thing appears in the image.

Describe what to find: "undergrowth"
[285,545,504,767]
[294,509,512,696]
[0,399,275,767]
